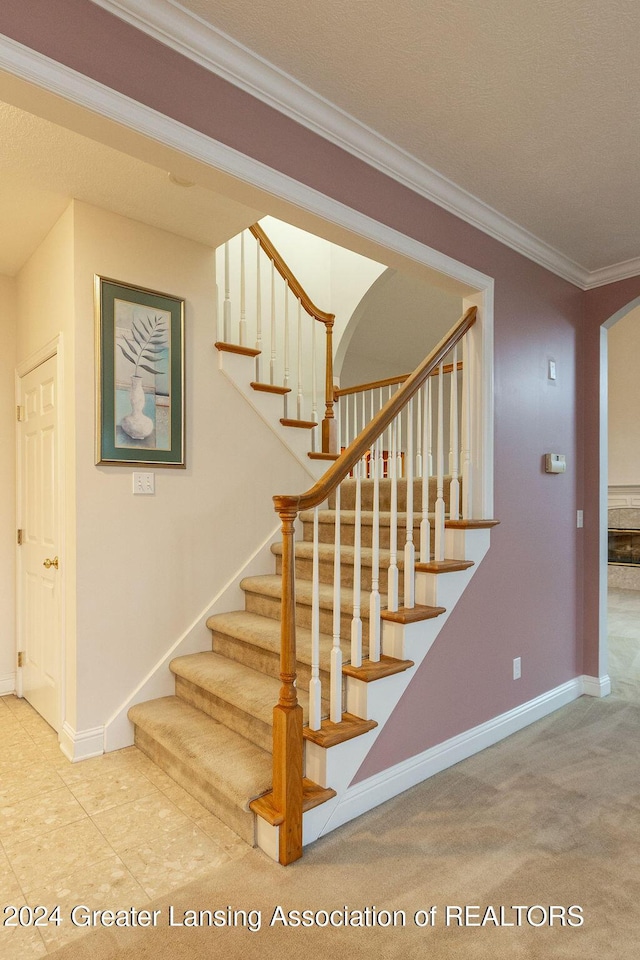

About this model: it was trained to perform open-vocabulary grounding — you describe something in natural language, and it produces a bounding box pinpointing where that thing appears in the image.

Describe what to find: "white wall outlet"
[133,472,155,495]
[513,657,522,680]
[577,510,584,528]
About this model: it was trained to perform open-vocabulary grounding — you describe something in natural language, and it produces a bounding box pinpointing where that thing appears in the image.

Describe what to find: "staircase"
[128,226,496,864]
[128,474,482,850]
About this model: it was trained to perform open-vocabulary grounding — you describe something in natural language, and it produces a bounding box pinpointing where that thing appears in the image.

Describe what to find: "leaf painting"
[117,314,168,377]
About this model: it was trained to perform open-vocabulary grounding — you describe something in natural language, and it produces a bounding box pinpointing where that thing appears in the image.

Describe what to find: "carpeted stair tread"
[271,538,406,570]
[301,508,437,527]
[206,610,350,669]
[240,573,385,616]
[170,650,314,727]
[128,696,272,808]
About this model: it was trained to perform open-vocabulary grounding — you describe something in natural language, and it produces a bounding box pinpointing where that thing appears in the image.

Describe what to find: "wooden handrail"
[250,221,337,452]
[268,305,477,863]
[249,223,334,326]
[334,361,464,399]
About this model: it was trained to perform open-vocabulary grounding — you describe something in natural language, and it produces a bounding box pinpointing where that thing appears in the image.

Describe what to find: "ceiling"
[0,99,262,276]
[94,0,640,282]
[2,0,639,286]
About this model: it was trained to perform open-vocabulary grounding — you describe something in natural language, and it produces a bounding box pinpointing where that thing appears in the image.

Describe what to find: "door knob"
[43,557,59,569]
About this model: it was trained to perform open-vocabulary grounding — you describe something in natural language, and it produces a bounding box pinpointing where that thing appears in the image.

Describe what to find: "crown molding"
[0,33,493,296]
[583,256,640,290]
[88,0,607,289]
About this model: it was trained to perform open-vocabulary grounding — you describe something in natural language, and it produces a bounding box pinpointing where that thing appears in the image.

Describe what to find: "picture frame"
[95,276,185,467]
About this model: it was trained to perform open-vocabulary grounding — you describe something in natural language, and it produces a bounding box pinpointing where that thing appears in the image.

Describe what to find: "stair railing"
[217,223,338,453]
[267,306,478,864]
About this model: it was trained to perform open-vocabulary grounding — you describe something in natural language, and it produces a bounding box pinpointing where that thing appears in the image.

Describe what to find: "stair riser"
[133,726,256,846]
[244,589,372,642]
[210,629,332,690]
[175,675,273,753]
[304,518,433,551]
[331,477,457,512]
[276,553,405,595]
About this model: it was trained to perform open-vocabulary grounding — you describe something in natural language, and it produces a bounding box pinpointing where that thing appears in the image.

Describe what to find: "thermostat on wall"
[545,453,566,474]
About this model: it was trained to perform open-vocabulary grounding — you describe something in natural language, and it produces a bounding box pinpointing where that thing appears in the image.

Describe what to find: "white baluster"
[369,436,381,661]
[449,345,460,521]
[434,362,445,562]
[296,299,303,421]
[404,397,415,608]
[397,403,403,479]
[255,239,262,381]
[416,385,423,478]
[330,483,343,723]
[420,384,431,562]
[461,332,473,519]
[309,506,321,731]
[270,260,276,385]
[351,458,363,668]
[283,281,290,418]
[239,231,246,346]
[223,241,231,341]
[311,319,318,452]
[387,417,399,611]
[427,376,434,477]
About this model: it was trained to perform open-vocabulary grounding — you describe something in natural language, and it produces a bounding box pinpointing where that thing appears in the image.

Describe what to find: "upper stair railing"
[262,306,478,864]
[216,223,338,454]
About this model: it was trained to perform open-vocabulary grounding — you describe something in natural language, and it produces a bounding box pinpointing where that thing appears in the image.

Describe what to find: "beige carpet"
[49,692,640,959]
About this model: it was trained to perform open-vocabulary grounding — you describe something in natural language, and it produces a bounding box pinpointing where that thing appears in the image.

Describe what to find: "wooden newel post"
[322,317,338,454]
[272,496,303,865]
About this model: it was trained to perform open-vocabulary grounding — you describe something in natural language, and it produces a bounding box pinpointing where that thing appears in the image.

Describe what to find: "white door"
[18,354,62,732]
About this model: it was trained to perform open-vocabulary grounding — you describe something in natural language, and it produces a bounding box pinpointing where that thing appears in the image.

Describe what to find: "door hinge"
[17,651,24,668]
[17,529,24,545]
[16,405,23,422]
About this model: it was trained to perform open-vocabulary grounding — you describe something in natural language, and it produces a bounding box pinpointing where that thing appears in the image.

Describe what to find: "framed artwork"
[95,276,185,466]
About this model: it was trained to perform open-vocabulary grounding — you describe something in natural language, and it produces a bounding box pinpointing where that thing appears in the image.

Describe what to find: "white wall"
[0,275,17,691]
[609,305,640,486]
[71,202,311,732]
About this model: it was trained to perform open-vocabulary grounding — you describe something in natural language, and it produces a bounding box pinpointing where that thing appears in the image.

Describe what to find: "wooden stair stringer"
[298,523,495,849]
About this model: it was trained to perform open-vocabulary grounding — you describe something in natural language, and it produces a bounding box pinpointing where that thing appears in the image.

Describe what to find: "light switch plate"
[133,472,155,495]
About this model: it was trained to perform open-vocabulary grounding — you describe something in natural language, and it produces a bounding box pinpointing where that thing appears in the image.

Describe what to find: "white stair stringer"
[217,348,327,481]
[255,525,492,856]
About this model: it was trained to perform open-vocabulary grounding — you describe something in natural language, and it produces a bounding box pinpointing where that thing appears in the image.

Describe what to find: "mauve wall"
[0,1,590,768]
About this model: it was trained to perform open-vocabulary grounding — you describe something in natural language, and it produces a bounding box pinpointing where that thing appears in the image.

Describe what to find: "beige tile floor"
[1,589,639,956]
[0,694,251,957]
[608,587,640,702]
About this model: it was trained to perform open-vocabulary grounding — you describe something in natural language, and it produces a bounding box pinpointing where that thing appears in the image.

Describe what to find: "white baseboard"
[581,673,611,697]
[0,674,16,696]
[318,677,584,840]
[60,722,105,762]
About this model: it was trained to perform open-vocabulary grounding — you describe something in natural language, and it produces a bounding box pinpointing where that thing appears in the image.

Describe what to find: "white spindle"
[283,281,290,417]
[404,398,415,608]
[296,299,304,421]
[449,345,460,521]
[311,320,318,452]
[255,239,262,381]
[427,376,434,477]
[351,459,363,668]
[416,386,423,478]
[388,418,399,611]
[434,362,445,562]
[369,437,381,660]
[309,507,321,731]
[420,384,431,562]
[330,483,343,723]
[239,231,246,346]
[396,404,403,479]
[270,260,276,385]
[461,333,473,519]
[223,241,231,341]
